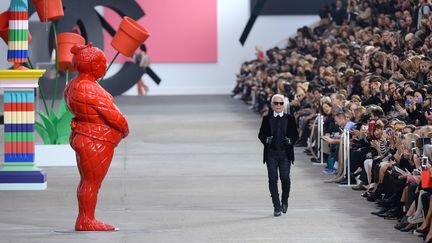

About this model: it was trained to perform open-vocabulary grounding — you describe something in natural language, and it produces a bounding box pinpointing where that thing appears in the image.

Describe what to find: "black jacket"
[258,113,299,164]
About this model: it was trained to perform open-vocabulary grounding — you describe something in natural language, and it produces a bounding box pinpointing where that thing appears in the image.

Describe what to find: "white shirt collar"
[273,111,284,117]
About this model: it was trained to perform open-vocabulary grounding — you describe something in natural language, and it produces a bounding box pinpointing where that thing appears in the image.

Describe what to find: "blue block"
[5,153,34,162]
[4,90,34,103]
[7,50,28,60]
[8,0,28,11]
[4,124,34,133]
[0,171,46,183]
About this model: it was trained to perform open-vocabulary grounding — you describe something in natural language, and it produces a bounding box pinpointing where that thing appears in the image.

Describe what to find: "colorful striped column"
[7,0,28,63]
[0,70,46,190]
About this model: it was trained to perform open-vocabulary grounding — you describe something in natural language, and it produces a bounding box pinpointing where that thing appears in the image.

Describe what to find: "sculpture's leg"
[72,134,115,231]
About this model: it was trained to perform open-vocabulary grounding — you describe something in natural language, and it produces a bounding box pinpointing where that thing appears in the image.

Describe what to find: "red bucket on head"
[57,32,85,72]
[32,0,64,22]
[111,16,150,57]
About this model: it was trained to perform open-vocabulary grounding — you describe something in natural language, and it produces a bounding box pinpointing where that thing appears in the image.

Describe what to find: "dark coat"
[258,113,299,164]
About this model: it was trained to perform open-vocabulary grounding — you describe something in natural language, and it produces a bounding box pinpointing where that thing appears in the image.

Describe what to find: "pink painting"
[104,0,218,63]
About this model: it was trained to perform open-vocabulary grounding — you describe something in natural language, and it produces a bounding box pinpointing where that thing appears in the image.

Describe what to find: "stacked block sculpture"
[0,70,46,190]
[7,0,29,63]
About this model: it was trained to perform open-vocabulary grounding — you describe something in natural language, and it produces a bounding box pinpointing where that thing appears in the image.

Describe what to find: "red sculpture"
[64,44,129,231]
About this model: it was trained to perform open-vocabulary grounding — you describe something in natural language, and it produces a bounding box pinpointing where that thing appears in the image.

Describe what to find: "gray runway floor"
[0,95,418,242]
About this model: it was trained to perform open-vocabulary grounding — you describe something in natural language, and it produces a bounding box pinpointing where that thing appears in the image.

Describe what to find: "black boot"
[282,203,288,213]
[274,203,282,217]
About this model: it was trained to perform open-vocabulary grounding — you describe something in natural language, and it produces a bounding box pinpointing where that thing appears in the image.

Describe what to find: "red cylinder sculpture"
[57,32,85,72]
[111,16,150,57]
[32,0,64,22]
[64,43,129,231]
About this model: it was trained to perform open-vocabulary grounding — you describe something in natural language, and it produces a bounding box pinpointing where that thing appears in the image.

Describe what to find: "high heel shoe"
[417,227,430,234]
[400,224,416,232]
[414,227,429,236]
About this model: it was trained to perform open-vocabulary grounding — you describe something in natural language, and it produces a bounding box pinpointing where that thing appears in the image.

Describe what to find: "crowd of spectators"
[232,0,432,241]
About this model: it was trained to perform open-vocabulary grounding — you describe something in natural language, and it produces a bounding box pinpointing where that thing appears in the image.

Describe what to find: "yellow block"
[4,111,34,124]
[8,41,28,50]
[0,70,45,80]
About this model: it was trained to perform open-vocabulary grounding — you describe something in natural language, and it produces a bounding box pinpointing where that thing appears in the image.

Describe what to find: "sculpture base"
[54,228,120,233]
[0,171,47,190]
[35,145,76,167]
[0,182,47,190]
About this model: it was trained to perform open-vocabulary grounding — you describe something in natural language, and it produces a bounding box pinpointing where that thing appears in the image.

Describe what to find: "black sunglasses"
[273,102,284,106]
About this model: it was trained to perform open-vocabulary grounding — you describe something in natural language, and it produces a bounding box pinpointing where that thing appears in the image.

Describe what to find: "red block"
[5,141,34,154]
[4,102,34,111]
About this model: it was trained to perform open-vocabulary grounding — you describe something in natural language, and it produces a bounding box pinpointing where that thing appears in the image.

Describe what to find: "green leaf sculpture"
[33,21,74,145]
[35,98,73,144]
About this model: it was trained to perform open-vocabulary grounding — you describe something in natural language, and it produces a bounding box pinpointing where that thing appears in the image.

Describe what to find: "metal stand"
[339,129,355,187]
[313,114,325,165]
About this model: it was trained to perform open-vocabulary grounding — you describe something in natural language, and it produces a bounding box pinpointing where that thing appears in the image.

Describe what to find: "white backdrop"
[0,0,319,96]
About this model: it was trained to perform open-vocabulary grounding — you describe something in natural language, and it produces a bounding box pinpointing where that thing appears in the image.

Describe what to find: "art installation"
[64,44,129,231]
[0,0,47,190]
[27,0,160,98]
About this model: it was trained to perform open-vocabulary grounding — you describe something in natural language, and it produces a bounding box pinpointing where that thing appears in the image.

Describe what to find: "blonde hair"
[354,106,366,121]
[393,121,406,132]
[403,133,420,148]
[416,125,432,138]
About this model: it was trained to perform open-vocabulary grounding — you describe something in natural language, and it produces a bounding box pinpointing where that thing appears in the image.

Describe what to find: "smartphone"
[412,147,417,155]
[368,120,376,134]
[411,141,416,149]
[397,132,402,139]
[405,99,411,107]
[422,156,429,170]
[387,128,392,136]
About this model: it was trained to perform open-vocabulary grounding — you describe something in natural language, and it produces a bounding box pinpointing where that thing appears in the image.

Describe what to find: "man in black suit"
[258,94,299,216]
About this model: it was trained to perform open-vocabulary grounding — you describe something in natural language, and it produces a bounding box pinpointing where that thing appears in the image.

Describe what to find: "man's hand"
[351,129,361,138]
[322,136,338,144]
[370,140,380,150]
[285,137,292,146]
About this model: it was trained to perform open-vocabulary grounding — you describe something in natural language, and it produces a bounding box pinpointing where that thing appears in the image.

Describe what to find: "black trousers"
[266,149,291,210]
